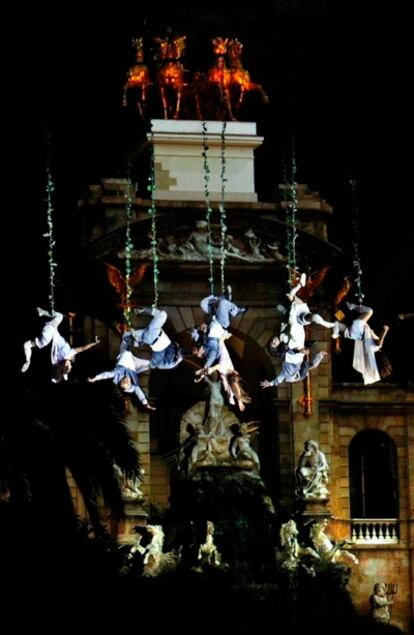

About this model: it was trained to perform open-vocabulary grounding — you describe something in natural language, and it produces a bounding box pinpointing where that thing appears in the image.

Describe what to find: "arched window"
[349,429,398,519]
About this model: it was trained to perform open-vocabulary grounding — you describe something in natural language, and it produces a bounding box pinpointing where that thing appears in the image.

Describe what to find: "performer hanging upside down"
[121,307,183,370]
[332,302,390,385]
[21,308,100,383]
[88,350,155,410]
[261,347,328,389]
[273,273,336,352]
[194,338,251,411]
[200,285,248,328]
[190,318,231,369]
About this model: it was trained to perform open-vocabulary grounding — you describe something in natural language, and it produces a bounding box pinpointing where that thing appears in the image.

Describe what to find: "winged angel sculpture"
[105,262,149,329]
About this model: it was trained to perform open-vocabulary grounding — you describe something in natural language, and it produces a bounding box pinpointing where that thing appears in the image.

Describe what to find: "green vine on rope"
[123,167,134,326]
[219,121,228,295]
[202,121,215,296]
[148,125,159,308]
[44,135,57,316]
[283,137,298,287]
[350,178,365,303]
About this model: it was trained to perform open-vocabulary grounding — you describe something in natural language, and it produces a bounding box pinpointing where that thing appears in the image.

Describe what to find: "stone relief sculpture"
[295,440,329,499]
[184,220,221,258]
[117,221,287,264]
[309,519,359,566]
[244,228,264,259]
[179,373,259,474]
[265,240,286,262]
[223,234,245,258]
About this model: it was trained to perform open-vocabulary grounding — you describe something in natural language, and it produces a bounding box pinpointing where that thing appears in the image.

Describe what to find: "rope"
[44,132,57,315]
[201,121,215,296]
[123,166,134,326]
[219,121,228,294]
[283,135,298,287]
[350,178,365,303]
[148,124,159,307]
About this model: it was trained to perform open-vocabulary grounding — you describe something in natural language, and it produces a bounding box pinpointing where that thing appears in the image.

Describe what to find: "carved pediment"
[117,220,287,264]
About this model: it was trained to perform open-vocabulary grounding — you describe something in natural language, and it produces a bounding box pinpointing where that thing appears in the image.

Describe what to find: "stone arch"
[147,316,281,495]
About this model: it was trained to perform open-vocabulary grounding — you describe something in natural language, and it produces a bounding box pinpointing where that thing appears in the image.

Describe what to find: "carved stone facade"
[73,128,413,632]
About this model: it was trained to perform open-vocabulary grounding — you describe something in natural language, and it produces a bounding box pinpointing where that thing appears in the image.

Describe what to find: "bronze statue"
[123,37,152,118]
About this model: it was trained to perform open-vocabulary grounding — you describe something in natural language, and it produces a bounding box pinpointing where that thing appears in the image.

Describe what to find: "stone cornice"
[319,399,414,414]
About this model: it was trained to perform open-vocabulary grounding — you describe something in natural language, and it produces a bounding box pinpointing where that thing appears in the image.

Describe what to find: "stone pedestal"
[302,497,331,521]
[149,119,263,202]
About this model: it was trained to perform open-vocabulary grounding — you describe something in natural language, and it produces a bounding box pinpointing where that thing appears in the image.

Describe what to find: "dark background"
[4,1,412,381]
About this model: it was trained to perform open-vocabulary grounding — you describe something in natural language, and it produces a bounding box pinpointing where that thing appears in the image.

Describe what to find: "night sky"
[5,2,412,380]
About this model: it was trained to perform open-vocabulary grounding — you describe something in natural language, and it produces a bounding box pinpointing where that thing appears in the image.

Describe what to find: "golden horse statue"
[227,38,269,110]
[154,33,187,119]
[122,37,152,118]
[206,37,236,121]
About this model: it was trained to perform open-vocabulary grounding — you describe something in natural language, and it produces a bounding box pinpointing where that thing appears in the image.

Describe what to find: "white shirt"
[208,317,228,340]
[151,330,171,352]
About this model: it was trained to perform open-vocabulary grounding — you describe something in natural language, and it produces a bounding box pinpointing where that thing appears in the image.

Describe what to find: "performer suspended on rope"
[200,285,248,329]
[190,317,250,411]
[194,337,251,412]
[332,302,390,385]
[269,272,336,355]
[190,318,231,370]
[121,307,183,370]
[21,308,100,382]
[331,178,391,384]
[264,144,332,390]
[261,347,328,390]
[262,272,332,389]
[88,349,155,410]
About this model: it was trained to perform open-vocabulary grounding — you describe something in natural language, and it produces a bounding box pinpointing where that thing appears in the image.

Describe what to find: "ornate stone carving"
[295,440,329,500]
[229,422,260,472]
[309,519,359,566]
[117,221,287,264]
[127,524,180,575]
[279,519,320,571]
[179,374,259,474]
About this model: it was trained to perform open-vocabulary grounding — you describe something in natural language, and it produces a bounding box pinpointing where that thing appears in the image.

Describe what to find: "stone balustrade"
[351,519,399,544]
